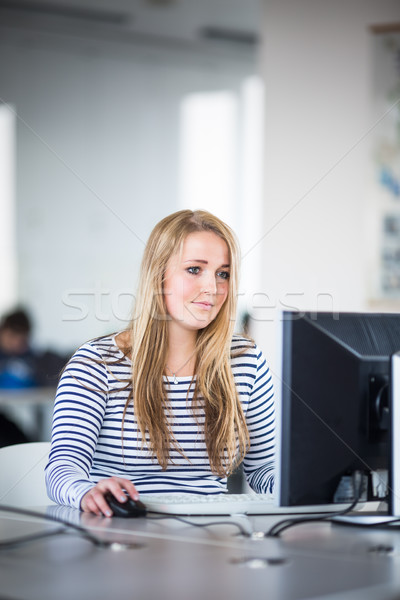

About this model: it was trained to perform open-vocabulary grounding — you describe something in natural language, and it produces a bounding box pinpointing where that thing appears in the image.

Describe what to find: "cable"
[266,498,359,537]
[146,512,251,537]
[0,527,67,549]
[0,503,250,550]
[266,477,364,538]
[0,504,112,549]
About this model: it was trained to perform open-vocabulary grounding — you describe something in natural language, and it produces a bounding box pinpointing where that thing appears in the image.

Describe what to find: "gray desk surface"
[1,506,400,600]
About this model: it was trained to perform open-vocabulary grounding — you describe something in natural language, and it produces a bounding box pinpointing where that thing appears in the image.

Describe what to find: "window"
[178,77,265,326]
[0,103,17,313]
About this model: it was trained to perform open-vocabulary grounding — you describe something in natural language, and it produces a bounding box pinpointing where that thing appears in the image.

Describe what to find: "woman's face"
[163,231,230,335]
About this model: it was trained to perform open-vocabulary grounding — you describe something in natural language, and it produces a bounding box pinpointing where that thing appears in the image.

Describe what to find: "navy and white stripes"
[45,334,275,509]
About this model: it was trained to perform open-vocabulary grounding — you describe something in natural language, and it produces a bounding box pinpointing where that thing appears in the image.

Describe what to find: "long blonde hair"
[123,209,250,476]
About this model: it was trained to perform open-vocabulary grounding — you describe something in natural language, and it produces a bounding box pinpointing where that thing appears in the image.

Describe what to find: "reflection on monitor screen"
[279,311,400,509]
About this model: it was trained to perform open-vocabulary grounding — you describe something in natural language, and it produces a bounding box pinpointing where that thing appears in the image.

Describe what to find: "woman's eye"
[217,271,230,280]
[187,266,201,275]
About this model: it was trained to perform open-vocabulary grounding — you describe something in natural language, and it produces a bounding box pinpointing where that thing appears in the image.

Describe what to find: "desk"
[1,506,400,600]
[0,387,55,441]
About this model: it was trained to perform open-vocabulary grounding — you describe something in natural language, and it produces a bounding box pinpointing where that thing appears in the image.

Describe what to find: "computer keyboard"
[139,493,350,516]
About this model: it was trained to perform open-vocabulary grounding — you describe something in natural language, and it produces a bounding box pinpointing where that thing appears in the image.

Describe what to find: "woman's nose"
[201,272,217,294]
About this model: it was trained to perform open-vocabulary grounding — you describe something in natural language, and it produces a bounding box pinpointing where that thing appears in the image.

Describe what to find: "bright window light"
[239,75,265,299]
[179,91,238,229]
[0,103,17,314]
[178,79,265,330]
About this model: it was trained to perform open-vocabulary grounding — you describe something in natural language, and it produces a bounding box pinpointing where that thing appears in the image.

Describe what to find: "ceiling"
[0,0,261,49]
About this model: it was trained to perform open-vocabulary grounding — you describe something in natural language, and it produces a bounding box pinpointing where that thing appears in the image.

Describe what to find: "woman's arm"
[45,342,110,509]
[241,346,275,494]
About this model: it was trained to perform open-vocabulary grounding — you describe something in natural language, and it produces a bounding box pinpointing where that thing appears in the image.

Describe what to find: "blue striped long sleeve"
[45,334,275,509]
[234,347,275,493]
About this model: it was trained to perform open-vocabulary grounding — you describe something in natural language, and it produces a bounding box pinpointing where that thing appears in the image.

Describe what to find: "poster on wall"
[372,29,400,300]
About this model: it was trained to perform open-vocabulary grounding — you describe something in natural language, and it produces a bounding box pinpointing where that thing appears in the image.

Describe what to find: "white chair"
[0,441,54,506]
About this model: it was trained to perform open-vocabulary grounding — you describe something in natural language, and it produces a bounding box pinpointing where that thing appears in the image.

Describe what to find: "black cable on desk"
[266,485,364,538]
[0,504,251,550]
[266,500,358,537]
[146,512,251,537]
[0,504,112,549]
[0,526,67,549]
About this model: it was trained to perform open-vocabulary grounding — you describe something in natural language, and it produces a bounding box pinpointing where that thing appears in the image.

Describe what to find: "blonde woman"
[46,210,275,516]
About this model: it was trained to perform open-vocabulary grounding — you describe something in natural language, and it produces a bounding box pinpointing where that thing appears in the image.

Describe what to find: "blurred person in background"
[0,307,68,447]
[0,308,36,389]
[0,308,35,447]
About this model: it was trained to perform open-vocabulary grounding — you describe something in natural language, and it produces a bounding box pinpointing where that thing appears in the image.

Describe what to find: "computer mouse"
[104,492,147,518]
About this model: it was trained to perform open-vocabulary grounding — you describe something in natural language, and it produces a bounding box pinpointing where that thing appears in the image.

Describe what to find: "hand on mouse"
[80,476,139,516]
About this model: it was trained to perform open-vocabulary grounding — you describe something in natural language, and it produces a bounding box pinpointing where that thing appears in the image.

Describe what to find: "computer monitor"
[279,311,400,509]
[390,350,400,516]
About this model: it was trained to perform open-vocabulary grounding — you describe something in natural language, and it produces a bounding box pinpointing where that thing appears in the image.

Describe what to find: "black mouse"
[104,492,147,518]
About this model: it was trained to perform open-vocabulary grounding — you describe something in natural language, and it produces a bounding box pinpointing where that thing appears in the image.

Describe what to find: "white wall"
[0,27,257,352]
[256,0,400,374]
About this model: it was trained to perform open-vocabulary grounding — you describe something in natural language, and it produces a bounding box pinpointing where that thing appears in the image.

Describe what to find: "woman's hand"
[80,476,139,516]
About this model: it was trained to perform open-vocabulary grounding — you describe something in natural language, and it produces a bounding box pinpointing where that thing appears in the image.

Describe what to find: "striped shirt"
[45,334,275,509]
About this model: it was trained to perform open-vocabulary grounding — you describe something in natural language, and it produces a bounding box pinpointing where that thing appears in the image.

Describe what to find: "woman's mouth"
[192,301,213,311]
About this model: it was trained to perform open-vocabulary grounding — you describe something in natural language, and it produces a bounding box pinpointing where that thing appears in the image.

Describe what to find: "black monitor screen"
[279,311,400,507]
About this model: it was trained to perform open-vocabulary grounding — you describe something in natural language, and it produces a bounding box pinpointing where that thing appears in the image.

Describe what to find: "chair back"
[0,441,54,506]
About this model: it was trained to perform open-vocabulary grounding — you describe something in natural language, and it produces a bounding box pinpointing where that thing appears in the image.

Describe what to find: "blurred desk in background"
[0,387,56,442]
